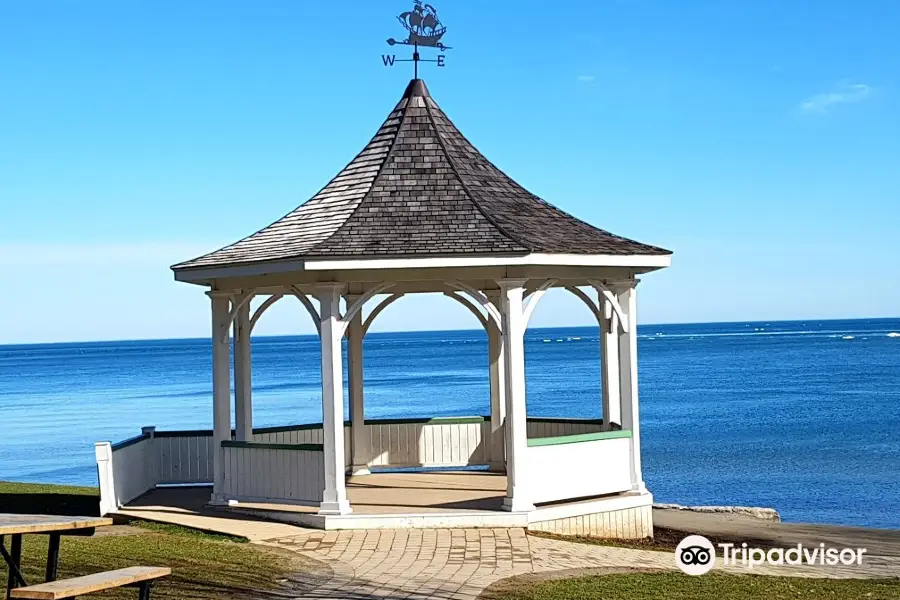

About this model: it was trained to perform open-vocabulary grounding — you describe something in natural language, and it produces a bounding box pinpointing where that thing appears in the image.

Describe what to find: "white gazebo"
[95,79,671,537]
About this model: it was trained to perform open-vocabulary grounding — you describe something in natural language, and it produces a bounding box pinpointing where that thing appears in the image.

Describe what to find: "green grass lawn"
[0,481,99,496]
[513,531,900,599]
[0,480,100,516]
[482,571,900,600]
[1,482,324,599]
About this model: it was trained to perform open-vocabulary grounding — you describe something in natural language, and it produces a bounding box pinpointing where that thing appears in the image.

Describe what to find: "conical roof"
[173,79,669,272]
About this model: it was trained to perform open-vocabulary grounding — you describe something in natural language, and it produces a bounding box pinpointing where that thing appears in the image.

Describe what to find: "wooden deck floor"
[118,471,509,538]
[245,471,507,515]
[118,486,307,541]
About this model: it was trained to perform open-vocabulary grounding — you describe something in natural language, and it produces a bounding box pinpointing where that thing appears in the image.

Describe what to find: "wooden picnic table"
[0,514,112,597]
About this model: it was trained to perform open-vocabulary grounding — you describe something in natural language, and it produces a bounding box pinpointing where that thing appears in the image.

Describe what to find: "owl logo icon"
[675,535,716,575]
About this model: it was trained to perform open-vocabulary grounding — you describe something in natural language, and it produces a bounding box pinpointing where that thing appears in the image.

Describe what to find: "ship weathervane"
[382,1,450,78]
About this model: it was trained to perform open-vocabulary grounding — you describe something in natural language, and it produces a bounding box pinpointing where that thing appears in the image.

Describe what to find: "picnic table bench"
[1,514,170,599]
[9,566,171,599]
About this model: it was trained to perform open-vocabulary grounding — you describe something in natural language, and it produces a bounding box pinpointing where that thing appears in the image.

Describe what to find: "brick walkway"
[260,528,899,600]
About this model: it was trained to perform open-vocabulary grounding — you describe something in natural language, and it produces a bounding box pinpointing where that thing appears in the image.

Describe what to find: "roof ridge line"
[305,100,412,258]
[423,99,532,253]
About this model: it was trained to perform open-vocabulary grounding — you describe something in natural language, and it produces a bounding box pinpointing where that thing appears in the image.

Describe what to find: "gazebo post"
[316,283,352,515]
[234,301,253,442]
[207,291,233,505]
[617,281,645,493]
[486,290,507,472]
[346,294,369,475]
[498,279,534,512]
[599,292,621,431]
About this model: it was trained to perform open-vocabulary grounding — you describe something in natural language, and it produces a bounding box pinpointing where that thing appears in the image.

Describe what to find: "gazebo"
[96,78,671,537]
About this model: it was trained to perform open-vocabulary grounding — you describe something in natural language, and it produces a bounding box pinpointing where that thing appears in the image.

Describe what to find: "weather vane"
[382,1,450,78]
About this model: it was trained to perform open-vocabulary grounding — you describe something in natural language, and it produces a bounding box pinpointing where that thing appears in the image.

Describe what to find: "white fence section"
[96,427,219,514]
[221,442,324,505]
[156,431,215,484]
[252,425,352,463]
[253,417,510,469]
[95,427,157,513]
[96,417,608,514]
[527,432,633,505]
[526,418,604,440]
[360,417,506,468]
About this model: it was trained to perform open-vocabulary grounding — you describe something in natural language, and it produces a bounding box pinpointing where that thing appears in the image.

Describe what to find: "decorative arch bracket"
[249,293,283,333]
[362,292,405,337]
[245,282,399,341]
[246,288,322,337]
[445,281,503,330]
[289,285,323,336]
[522,279,558,327]
[565,286,603,327]
[587,280,629,333]
[442,291,489,331]
[339,282,395,338]
[226,291,255,326]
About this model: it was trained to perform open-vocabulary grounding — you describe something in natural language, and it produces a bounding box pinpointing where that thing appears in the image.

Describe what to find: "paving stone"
[255,527,897,599]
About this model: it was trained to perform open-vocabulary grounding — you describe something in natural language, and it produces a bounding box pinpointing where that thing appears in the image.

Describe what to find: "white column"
[316,283,351,515]
[486,290,506,432]
[499,278,534,512]
[346,294,369,475]
[208,291,232,505]
[486,290,507,472]
[599,293,621,430]
[234,301,253,441]
[617,281,645,492]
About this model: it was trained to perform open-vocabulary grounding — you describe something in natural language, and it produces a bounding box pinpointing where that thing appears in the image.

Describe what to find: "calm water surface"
[1,318,898,529]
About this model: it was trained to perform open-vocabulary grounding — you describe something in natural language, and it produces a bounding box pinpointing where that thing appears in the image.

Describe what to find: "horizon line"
[2,316,898,348]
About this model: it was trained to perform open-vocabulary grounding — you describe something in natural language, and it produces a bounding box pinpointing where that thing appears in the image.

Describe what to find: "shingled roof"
[173,79,670,272]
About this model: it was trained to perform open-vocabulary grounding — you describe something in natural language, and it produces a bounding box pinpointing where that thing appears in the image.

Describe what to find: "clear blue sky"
[1,1,898,344]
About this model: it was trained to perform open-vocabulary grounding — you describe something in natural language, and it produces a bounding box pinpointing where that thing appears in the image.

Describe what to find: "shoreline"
[653,507,900,559]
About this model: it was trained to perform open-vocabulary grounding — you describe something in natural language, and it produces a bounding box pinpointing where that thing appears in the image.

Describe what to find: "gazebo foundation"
[229,472,653,535]
[108,468,652,537]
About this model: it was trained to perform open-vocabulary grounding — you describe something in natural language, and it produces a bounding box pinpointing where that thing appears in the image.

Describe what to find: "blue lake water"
[1,318,898,529]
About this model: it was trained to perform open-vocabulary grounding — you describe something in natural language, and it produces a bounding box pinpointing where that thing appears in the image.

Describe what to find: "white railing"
[526,417,604,440]
[221,442,324,504]
[360,417,506,468]
[96,427,216,514]
[527,431,633,505]
[95,427,157,514]
[96,417,606,514]
[156,430,215,484]
[252,424,352,461]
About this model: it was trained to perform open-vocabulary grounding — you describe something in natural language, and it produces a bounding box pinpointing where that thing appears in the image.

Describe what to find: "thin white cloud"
[577,74,596,83]
[800,82,872,114]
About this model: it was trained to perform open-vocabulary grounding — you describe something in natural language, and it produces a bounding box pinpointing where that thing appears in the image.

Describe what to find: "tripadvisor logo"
[675,535,868,575]
[675,535,716,575]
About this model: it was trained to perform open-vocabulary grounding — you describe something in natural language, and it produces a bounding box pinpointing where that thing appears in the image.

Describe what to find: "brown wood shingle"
[173,79,669,271]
